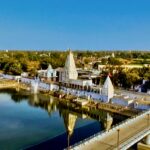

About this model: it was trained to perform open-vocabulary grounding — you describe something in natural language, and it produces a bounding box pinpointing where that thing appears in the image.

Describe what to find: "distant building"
[38,64,57,81]
[98,64,148,71]
[112,52,115,58]
[134,100,150,110]
[21,72,28,77]
[77,69,100,85]
[111,95,134,107]
[138,80,150,93]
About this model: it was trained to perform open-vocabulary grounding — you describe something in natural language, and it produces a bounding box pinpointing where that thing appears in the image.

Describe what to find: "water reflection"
[60,109,77,148]
[11,94,29,103]
[12,90,113,125]
[8,89,115,148]
[104,113,113,131]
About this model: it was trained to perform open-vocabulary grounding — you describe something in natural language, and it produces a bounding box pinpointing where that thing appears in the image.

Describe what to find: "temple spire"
[63,50,78,82]
[47,64,52,70]
[102,75,114,102]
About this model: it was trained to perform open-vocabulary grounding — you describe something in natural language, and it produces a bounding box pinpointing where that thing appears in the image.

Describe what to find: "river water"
[0,89,124,150]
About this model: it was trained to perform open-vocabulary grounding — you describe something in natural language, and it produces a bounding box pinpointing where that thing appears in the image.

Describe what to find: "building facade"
[38,64,57,81]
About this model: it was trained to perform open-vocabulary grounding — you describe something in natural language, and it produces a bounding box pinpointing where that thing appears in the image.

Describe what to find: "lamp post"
[147,114,150,127]
[117,129,120,150]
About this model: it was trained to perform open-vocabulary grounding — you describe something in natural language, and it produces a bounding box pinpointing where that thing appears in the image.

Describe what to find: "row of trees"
[0,51,150,89]
[0,51,67,75]
[1,50,150,60]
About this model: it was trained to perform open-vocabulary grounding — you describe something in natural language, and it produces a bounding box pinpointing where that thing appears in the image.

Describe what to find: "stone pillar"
[83,86,85,91]
[75,85,77,89]
[17,78,20,83]
[80,86,82,90]
[145,134,150,145]
[82,86,84,91]
[78,85,80,90]
[53,77,56,82]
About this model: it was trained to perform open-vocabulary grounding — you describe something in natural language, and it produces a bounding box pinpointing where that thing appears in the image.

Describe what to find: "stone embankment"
[0,79,30,90]
[0,80,17,89]
[58,95,140,117]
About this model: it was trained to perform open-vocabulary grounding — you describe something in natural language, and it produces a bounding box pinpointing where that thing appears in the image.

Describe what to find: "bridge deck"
[72,111,150,150]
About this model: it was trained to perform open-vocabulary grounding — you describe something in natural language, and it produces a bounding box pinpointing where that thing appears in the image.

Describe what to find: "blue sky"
[0,0,150,50]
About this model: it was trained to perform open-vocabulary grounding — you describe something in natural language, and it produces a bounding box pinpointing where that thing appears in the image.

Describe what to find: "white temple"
[62,50,78,82]
[102,76,114,102]
[59,50,92,87]
[38,64,57,81]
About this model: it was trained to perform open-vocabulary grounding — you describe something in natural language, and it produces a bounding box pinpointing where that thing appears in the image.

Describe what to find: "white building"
[134,101,150,110]
[62,50,78,82]
[102,76,114,102]
[111,95,134,107]
[58,50,93,88]
[38,64,57,81]
[21,72,28,77]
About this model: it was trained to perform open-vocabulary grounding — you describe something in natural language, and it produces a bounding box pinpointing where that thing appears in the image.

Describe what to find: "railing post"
[147,114,150,127]
[117,129,120,150]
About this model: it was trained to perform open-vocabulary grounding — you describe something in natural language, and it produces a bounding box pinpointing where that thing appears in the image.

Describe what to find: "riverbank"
[0,79,18,89]
[0,79,30,90]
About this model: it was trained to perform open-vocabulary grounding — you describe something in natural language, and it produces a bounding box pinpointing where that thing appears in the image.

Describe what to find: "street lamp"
[117,129,120,150]
[147,114,150,127]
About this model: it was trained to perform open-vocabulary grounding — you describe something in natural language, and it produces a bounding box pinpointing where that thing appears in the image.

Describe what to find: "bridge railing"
[119,126,150,150]
[106,123,150,150]
[69,109,150,150]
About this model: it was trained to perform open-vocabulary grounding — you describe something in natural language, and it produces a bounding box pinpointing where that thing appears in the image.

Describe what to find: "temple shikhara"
[62,50,78,82]
[102,75,114,102]
[58,50,93,88]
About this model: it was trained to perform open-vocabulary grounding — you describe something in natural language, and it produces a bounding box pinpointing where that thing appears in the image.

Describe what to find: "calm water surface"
[0,89,123,150]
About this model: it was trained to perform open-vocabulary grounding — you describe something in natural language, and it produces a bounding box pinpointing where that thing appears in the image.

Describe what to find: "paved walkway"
[72,111,150,150]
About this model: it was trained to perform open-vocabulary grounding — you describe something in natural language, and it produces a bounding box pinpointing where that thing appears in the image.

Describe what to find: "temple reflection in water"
[9,89,117,148]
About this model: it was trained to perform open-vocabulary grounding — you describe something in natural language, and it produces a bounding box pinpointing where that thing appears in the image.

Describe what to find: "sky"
[0,0,150,50]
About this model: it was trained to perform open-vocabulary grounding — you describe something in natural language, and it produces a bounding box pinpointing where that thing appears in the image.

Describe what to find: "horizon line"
[0,49,150,52]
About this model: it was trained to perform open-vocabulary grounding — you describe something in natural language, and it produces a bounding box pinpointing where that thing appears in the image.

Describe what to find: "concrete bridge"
[70,110,150,150]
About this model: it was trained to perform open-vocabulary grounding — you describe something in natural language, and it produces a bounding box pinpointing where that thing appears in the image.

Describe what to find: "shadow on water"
[25,122,101,150]
[0,88,29,102]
